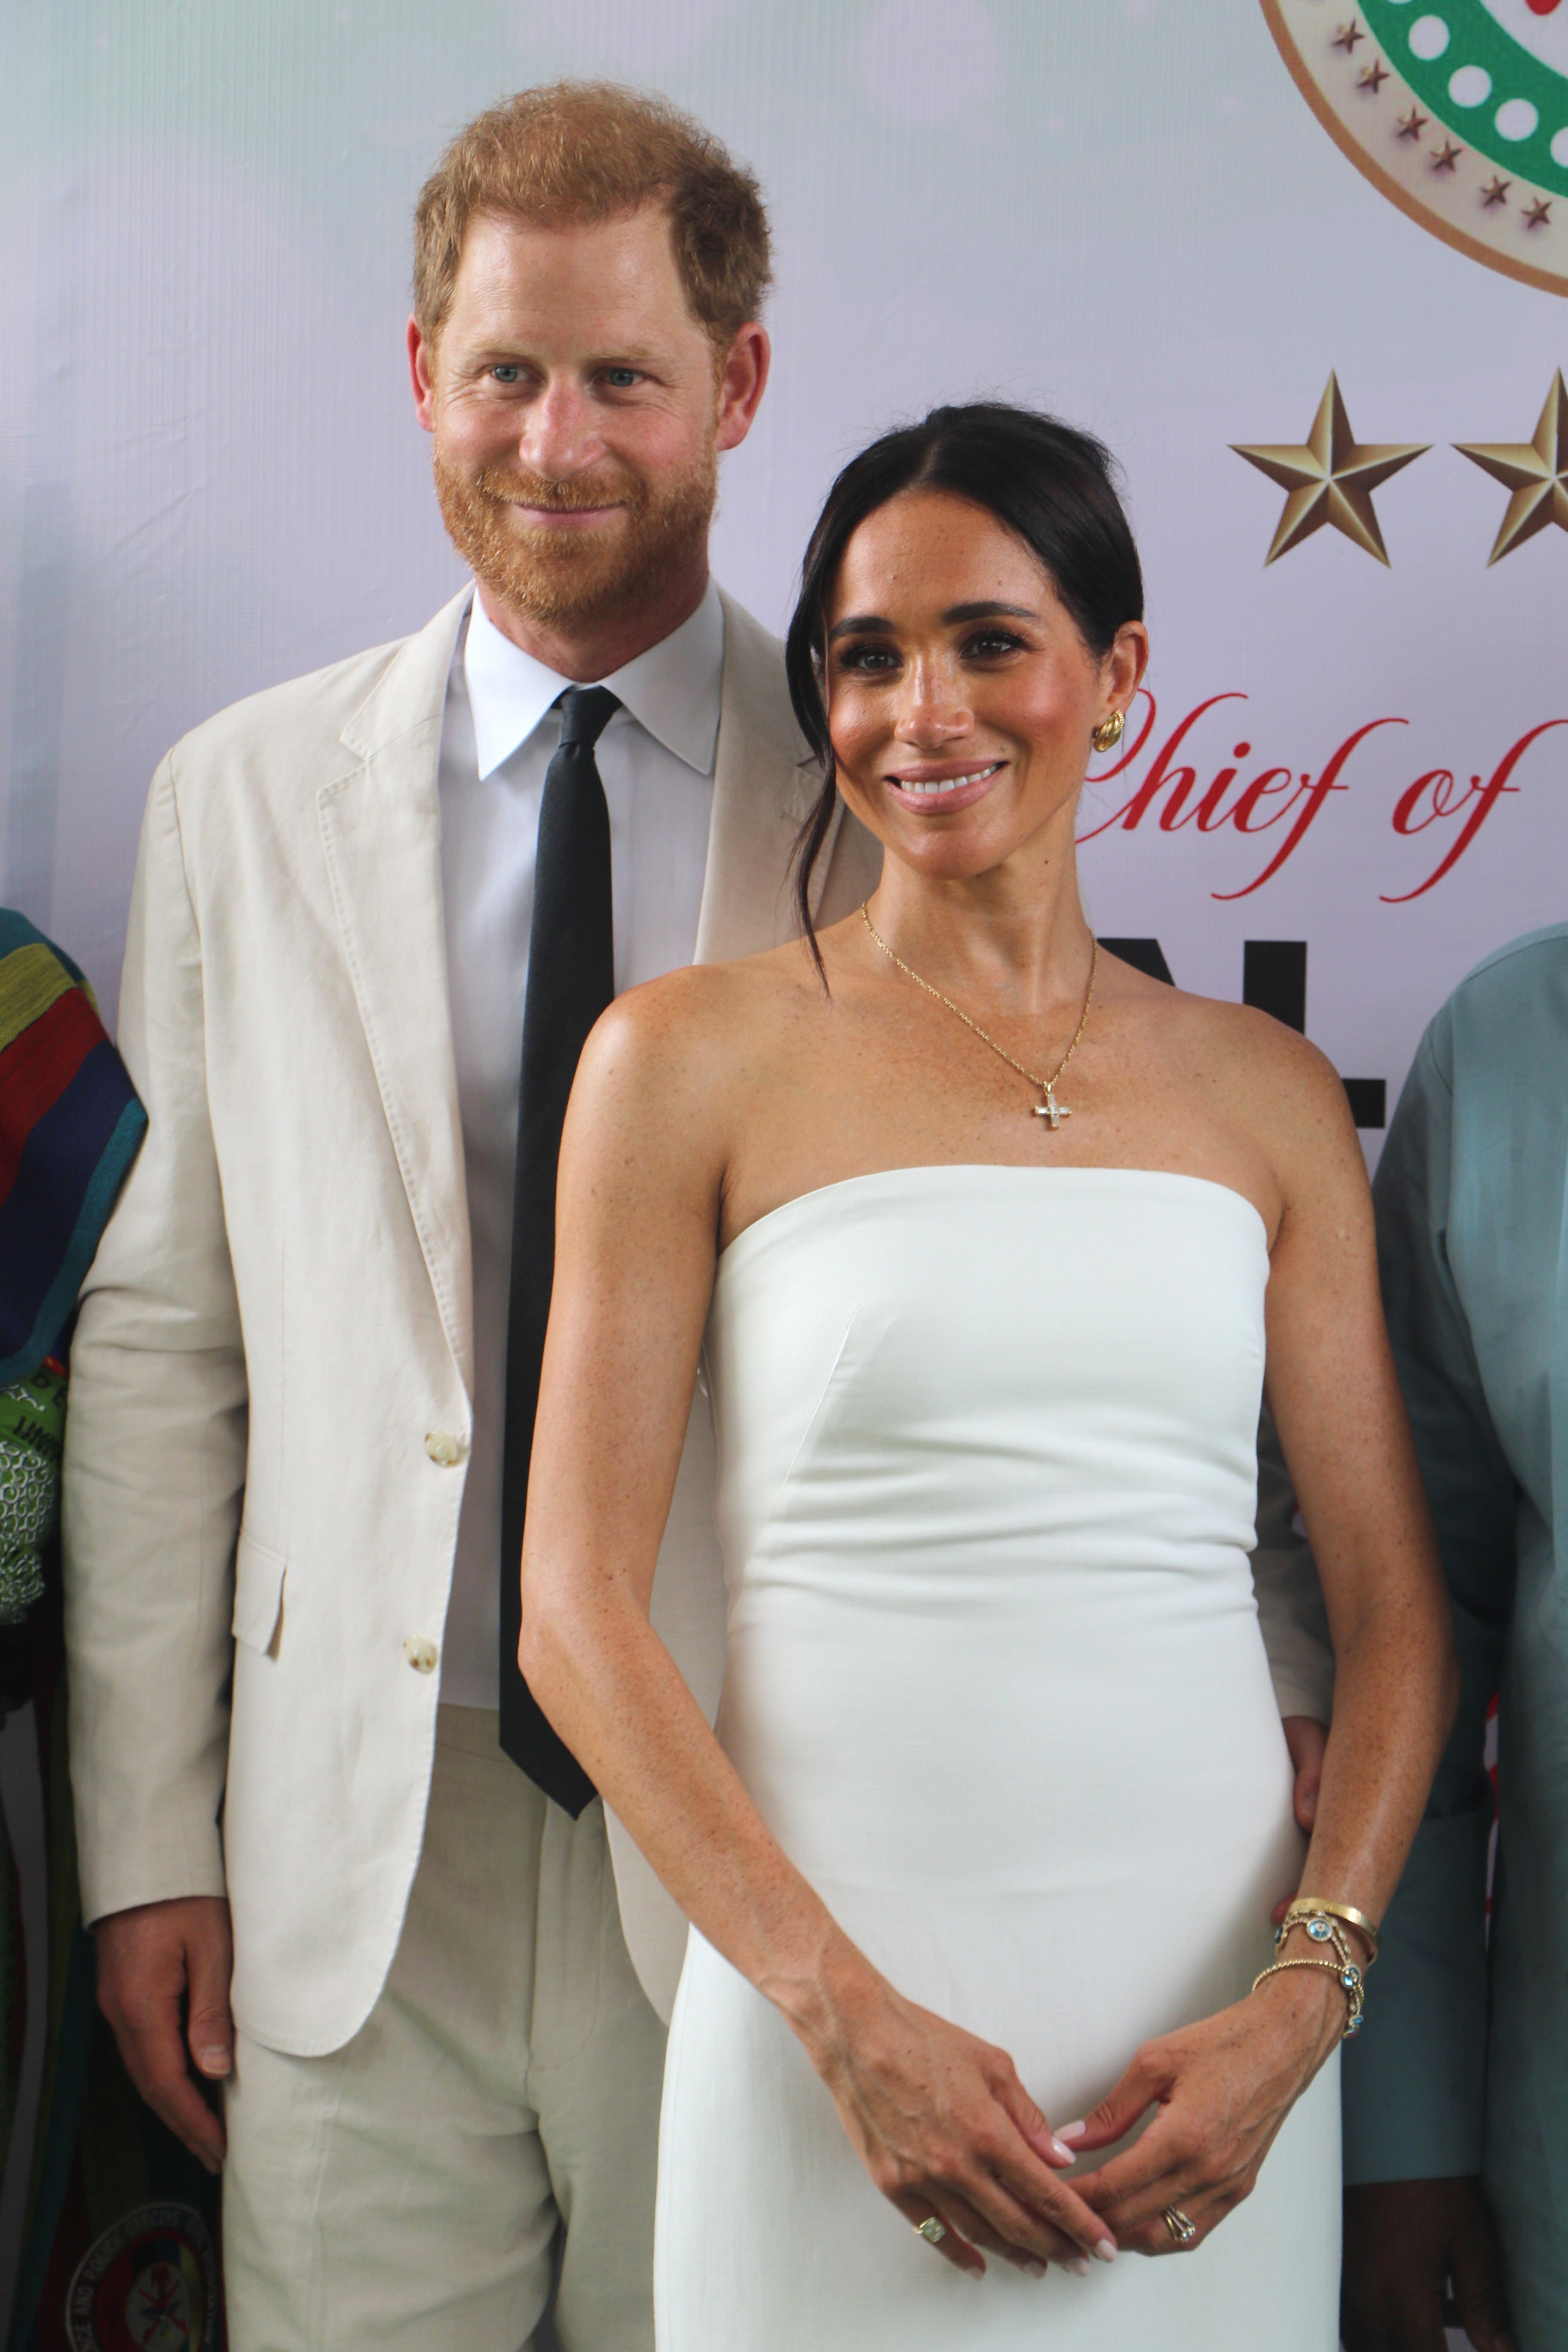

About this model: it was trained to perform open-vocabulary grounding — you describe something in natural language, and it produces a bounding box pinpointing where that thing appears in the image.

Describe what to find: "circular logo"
[65,2203,219,2352]
[1262,0,1568,291]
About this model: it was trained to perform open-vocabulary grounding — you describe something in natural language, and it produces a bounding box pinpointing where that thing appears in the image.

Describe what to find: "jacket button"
[424,1429,466,1466]
[403,1635,439,1674]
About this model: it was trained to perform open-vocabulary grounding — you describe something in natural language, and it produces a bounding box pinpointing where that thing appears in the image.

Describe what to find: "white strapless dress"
[655,1168,1339,2349]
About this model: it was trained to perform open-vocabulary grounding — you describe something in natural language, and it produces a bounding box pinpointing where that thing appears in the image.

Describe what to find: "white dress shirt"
[437,581,724,1707]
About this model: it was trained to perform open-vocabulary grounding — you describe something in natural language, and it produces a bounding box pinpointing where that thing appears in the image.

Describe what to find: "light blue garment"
[1342,921,1568,2346]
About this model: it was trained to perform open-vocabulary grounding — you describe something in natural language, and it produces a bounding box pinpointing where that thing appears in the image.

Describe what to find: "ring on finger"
[1162,2206,1197,2247]
[915,2216,947,2246]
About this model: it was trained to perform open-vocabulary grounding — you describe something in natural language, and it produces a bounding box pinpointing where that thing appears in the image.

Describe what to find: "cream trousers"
[223,1705,667,2351]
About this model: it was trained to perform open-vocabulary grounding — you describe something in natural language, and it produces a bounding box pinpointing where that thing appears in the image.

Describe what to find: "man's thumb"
[1455,2264,1515,2352]
[186,1935,234,2078]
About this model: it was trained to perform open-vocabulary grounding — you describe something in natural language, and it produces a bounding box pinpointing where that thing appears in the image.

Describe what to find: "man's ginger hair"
[413,81,773,354]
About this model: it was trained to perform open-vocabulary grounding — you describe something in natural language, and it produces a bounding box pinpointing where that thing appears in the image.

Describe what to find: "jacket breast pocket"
[233,1528,288,1657]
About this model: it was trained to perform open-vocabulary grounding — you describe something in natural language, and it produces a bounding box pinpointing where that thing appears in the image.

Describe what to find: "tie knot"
[556,685,619,750]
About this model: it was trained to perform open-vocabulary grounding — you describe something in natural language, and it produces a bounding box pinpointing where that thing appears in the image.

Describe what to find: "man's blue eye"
[605,369,639,388]
[491,366,522,383]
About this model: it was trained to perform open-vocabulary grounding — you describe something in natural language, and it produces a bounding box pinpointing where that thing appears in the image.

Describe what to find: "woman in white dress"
[519,403,1457,2347]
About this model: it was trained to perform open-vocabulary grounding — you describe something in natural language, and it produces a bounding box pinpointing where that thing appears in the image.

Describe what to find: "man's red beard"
[433,444,717,633]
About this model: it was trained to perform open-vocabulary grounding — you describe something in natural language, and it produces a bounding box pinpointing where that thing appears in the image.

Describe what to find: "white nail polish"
[1069,2254,1089,2278]
[1024,2260,1046,2278]
[1050,2135,1077,2164]
[1058,2119,1088,2141]
[1093,2238,1118,2264]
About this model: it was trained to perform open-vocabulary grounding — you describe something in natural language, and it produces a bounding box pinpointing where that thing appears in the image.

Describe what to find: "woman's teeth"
[898,763,1000,796]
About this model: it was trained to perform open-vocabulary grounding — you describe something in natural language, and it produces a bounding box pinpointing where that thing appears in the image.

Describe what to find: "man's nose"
[516,378,604,480]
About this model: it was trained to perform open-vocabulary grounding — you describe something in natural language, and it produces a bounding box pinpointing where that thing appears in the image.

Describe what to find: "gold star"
[1333,19,1365,50]
[1481,174,1512,208]
[1524,196,1553,229]
[1455,371,1568,563]
[1233,374,1429,566]
[1432,140,1463,172]
[1396,106,1427,139]
[1358,58,1390,92]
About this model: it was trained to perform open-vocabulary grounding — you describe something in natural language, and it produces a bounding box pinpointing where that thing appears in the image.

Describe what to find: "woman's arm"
[520,977,1117,2277]
[1261,1054,1460,1926]
[1070,1031,1459,2253]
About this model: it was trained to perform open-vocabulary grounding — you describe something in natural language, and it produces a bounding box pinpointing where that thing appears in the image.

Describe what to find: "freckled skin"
[826,487,1132,890]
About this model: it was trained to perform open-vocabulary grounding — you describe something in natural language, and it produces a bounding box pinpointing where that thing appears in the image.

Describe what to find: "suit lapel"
[694,590,844,964]
[317,590,475,1393]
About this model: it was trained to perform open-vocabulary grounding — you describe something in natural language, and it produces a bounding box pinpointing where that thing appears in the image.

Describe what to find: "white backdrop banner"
[5,0,1568,1160]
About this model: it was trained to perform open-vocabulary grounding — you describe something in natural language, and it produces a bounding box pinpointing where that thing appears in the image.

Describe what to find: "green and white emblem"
[1263,0,1568,291]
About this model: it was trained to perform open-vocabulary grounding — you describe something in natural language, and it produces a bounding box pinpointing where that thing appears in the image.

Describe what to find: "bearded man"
[61,78,1333,2352]
[59,83,873,2352]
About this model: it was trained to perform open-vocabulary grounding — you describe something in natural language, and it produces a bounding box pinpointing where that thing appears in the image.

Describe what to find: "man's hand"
[1270,1717,1330,1929]
[1283,1715,1328,1833]
[1342,2178,1515,2352]
[95,1896,233,2173]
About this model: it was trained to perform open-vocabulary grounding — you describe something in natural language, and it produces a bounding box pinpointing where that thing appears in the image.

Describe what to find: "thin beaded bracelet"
[1252,1909,1367,2036]
[1251,1954,1365,2035]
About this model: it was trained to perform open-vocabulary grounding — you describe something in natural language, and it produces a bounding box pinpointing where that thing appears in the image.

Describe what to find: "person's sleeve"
[1340,1020,1514,2181]
[1252,1404,1334,1724]
[61,752,246,1923]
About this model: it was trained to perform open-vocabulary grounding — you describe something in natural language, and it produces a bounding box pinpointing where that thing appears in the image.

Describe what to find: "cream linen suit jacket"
[63,584,1332,2052]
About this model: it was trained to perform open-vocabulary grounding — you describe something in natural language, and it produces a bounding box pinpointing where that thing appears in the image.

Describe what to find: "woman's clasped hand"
[1066,1945,1353,2255]
[799,1958,1118,2276]
[803,1914,1354,2277]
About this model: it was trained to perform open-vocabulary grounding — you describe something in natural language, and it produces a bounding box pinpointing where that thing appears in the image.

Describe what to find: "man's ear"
[715,323,770,455]
[408,315,438,434]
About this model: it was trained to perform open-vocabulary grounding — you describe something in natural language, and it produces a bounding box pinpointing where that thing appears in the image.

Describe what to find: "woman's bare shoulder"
[569,940,820,1141]
[1100,951,1337,1090]
[593,939,815,1050]
[1099,952,1359,1174]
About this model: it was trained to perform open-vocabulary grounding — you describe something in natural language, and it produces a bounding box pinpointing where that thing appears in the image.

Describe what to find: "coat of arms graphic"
[65,2204,219,2352]
[1263,0,1568,291]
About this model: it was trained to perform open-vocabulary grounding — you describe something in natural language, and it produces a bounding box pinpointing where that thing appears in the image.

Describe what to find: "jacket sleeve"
[1341,1020,1514,2180]
[61,752,246,1922]
[1252,1404,1335,1723]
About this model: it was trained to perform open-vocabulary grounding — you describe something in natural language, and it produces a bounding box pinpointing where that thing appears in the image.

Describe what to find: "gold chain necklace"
[859,901,1098,1132]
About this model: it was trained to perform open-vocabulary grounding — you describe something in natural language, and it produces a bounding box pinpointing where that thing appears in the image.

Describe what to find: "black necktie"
[499,685,619,1810]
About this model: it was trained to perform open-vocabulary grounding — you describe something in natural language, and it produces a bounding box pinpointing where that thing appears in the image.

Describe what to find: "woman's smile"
[818,488,1147,884]
[883,758,1006,814]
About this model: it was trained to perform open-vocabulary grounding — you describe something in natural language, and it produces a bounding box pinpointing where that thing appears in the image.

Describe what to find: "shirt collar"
[462,578,724,783]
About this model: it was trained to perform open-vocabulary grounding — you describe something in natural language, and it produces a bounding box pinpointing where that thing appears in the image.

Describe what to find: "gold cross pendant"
[1034,1089,1070,1130]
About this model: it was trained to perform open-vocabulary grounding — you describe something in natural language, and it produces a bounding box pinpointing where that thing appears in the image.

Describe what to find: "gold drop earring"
[1090,709,1125,754]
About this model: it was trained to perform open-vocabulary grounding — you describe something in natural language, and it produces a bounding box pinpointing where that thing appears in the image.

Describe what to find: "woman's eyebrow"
[940,601,1038,624]
[828,613,895,640]
[828,600,1039,640]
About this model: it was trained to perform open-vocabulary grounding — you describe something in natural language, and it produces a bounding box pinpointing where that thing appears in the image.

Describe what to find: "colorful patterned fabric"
[0,1366,66,1628]
[0,914,145,1390]
[0,918,179,2348]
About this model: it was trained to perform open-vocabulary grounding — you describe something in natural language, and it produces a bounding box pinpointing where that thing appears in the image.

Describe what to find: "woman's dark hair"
[784,401,1145,972]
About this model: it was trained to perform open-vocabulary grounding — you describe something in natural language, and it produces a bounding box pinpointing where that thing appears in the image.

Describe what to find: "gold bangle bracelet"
[1282,1899,1381,1967]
